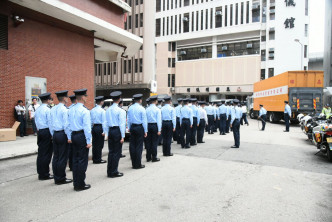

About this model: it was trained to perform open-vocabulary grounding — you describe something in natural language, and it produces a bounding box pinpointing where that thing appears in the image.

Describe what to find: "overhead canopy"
[10,0,143,58]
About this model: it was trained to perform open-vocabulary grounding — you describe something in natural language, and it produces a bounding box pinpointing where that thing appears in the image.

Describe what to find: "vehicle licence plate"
[327,138,332,143]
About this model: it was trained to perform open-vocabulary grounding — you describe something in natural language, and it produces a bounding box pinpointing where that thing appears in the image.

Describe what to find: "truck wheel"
[269,113,274,123]
[250,110,256,119]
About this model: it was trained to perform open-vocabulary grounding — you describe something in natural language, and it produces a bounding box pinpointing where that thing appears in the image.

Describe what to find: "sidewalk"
[0,136,38,160]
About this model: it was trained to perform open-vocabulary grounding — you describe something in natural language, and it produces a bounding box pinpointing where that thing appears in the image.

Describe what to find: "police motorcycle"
[301,113,326,141]
[312,116,332,162]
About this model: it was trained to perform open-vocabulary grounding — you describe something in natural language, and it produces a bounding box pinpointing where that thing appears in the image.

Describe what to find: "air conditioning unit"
[183,17,189,22]
[187,88,190,92]
[216,87,220,92]
[206,87,209,92]
[246,43,253,49]
[150,80,157,93]
[215,11,222,16]
[222,46,228,51]
[226,87,230,92]
[201,48,207,53]
[180,50,187,55]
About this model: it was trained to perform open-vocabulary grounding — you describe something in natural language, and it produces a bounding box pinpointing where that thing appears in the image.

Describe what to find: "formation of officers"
[34,88,246,192]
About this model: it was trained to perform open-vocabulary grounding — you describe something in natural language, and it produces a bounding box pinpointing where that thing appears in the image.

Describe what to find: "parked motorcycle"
[312,122,332,162]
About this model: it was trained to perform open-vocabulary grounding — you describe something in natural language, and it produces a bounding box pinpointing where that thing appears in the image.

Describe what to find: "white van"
[103,98,132,111]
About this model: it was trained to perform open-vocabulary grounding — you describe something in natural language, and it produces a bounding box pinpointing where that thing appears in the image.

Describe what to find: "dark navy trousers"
[260,114,267,130]
[190,117,198,145]
[162,121,173,155]
[18,115,26,136]
[92,124,104,162]
[219,114,227,134]
[226,115,231,133]
[284,114,290,131]
[180,119,191,147]
[37,128,53,179]
[68,143,73,170]
[52,130,69,182]
[232,119,240,147]
[207,115,214,134]
[197,119,206,143]
[129,124,144,168]
[107,127,122,175]
[176,117,181,144]
[72,131,89,188]
[146,123,158,160]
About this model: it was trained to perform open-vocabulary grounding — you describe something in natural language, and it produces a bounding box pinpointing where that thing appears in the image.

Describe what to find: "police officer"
[118,99,126,158]
[161,96,176,156]
[205,102,216,134]
[127,94,147,169]
[197,101,208,143]
[157,98,163,146]
[284,101,291,132]
[226,101,231,133]
[190,98,200,146]
[218,100,227,135]
[230,99,243,148]
[67,95,76,171]
[90,96,107,164]
[34,93,53,180]
[145,95,162,161]
[258,104,267,131]
[213,103,219,133]
[68,89,92,191]
[240,102,249,126]
[50,90,72,185]
[321,104,331,119]
[105,91,126,178]
[180,98,193,148]
[175,98,183,144]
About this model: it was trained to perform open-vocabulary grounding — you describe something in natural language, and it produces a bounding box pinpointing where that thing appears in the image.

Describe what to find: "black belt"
[200,118,205,120]
[207,115,214,116]
[176,117,180,119]
[183,118,189,120]
[39,128,49,131]
[94,124,102,126]
[109,126,119,129]
[193,117,197,119]
[55,130,64,133]
[72,130,84,134]
[148,123,157,124]
[235,119,240,121]
[163,120,172,122]
[132,123,142,126]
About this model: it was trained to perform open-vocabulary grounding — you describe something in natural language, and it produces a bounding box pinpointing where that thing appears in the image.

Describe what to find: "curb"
[0,151,38,161]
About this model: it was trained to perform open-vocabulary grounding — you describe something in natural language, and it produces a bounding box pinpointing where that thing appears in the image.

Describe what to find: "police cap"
[95,96,104,102]
[110,91,122,100]
[55,90,68,97]
[284,100,289,104]
[69,95,76,101]
[39,92,52,101]
[177,98,183,102]
[150,95,158,102]
[73,88,87,96]
[164,96,171,101]
[190,98,197,102]
[133,94,143,100]
[259,104,263,107]
[233,99,240,104]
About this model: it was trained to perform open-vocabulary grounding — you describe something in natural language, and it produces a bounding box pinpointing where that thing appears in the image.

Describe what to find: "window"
[215,7,222,28]
[269,30,275,40]
[196,11,199,31]
[225,6,227,27]
[246,1,249,23]
[175,15,177,34]
[140,13,143,27]
[270,9,275,20]
[171,16,173,34]
[139,59,143,72]
[261,35,266,42]
[163,0,165,10]
[135,14,138,28]
[179,14,182,33]
[156,18,161,37]
[124,60,127,74]
[304,45,308,58]
[167,0,169,10]
[268,68,274,78]
[175,0,177,8]
[205,9,208,29]
[168,58,171,67]
[269,48,274,60]
[163,18,165,36]
[235,4,238,25]
[261,69,266,80]
[124,21,127,30]
[128,16,132,29]
[241,2,244,24]
[230,5,233,26]
[179,0,181,7]
[136,0,139,5]
[135,59,138,72]
[172,58,176,67]
[201,10,203,30]
[304,66,307,71]
[217,41,260,57]
[172,42,176,51]
[141,0,143,4]
[168,42,172,51]
[171,0,173,9]
[305,24,308,37]
[305,0,308,16]
[108,63,111,76]
[261,0,266,23]
[192,12,195,31]
[261,50,266,61]
[184,0,189,6]
[128,60,132,73]
[168,74,175,87]
[177,45,212,61]
[183,13,189,32]
[167,17,169,35]
[113,63,117,74]
[128,0,132,6]
[210,8,213,28]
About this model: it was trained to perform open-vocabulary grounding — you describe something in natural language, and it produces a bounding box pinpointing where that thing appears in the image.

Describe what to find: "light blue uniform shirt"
[284,104,291,116]
[105,103,126,138]
[231,107,243,124]
[226,106,231,117]
[190,105,200,125]
[34,104,52,133]
[68,104,76,109]
[127,103,148,133]
[180,105,193,125]
[259,107,267,117]
[50,103,70,137]
[205,105,216,119]
[214,106,219,117]
[175,105,182,118]
[68,103,92,144]
[90,105,107,133]
[219,104,227,115]
[161,104,176,128]
[146,104,162,132]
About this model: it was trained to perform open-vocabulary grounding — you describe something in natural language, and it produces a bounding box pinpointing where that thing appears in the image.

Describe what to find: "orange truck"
[248,71,324,123]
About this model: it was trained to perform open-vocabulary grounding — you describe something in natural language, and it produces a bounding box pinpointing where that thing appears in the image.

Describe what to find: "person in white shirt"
[240,102,249,126]
[28,97,40,136]
[258,104,267,131]
[15,100,27,137]
[197,101,208,143]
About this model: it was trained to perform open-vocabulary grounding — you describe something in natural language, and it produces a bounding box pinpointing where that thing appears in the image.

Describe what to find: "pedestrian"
[67,95,77,171]
[258,104,267,131]
[127,94,147,169]
[180,98,193,148]
[175,98,183,144]
[161,96,176,156]
[50,90,72,185]
[284,101,291,132]
[240,102,249,126]
[190,98,200,146]
[218,100,227,135]
[28,97,40,136]
[197,101,208,143]
[145,95,161,162]
[34,93,53,180]
[118,99,126,158]
[205,102,215,134]
[105,91,126,178]
[226,101,231,133]
[230,99,243,148]
[67,89,92,191]
[15,100,27,137]
[90,96,107,164]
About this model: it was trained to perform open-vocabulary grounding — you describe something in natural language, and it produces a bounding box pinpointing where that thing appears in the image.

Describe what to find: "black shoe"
[39,175,54,180]
[74,184,91,191]
[184,145,191,149]
[190,143,197,146]
[108,172,124,178]
[146,159,152,162]
[222,133,226,135]
[152,158,160,162]
[231,145,239,148]
[284,130,289,132]
[93,160,107,164]
[55,178,73,185]
[133,165,145,169]
[120,154,126,158]
[24,134,28,136]
[20,135,24,137]
[199,141,205,143]
[168,153,174,156]
[181,146,185,148]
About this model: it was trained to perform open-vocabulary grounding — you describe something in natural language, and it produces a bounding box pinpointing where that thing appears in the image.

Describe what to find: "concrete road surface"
[1,121,332,222]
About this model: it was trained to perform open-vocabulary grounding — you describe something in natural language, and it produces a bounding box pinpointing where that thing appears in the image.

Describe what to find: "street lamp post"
[294,39,303,70]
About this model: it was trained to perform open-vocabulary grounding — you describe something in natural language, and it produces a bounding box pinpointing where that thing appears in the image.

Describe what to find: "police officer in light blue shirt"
[50,90,72,185]
[258,104,267,131]
[145,95,162,162]
[35,92,53,181]
[226,101,232,133]
[190,98,200,146]
[127,94,147,169]
[67,94,76,171]
[284,101,291,132]
[161,96,176,156]
[105,91,126,178]
[205,102,216,134]
[180,98,193,148]
[90,96,107,164]
[219,100,227,135]
[175,98,183,144]
[230,99,243,148]
[68,88,92,191]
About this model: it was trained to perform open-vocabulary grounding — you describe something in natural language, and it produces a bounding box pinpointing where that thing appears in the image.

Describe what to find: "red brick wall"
[61,0,125,29]
[0,4,95,129]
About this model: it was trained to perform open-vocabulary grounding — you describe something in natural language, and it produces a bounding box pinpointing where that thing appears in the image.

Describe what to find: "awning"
[10,0,142,58]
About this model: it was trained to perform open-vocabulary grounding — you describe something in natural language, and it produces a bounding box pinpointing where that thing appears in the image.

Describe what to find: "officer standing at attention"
[284,101,291,132]
[180,98,193,148]
[90,96,107,164]
[161,96,176,156]
[230,99,243,148]
[226,101,231,133]
[34,93,53,180]
[157,98,163,146]
[67,95,76,171]
[213,103,219,133]
[205,102,216,134]
[175,98,183,144]
[218,100,227,135]
[118,99,126,158]
[190,98,200,146]
[145,95,161,162]
[127,94,147,169]
[50,90,72,185]
[258,104,267,131]
[67,89,92,191]
[105,91,126,178]
[197,101,208,143]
